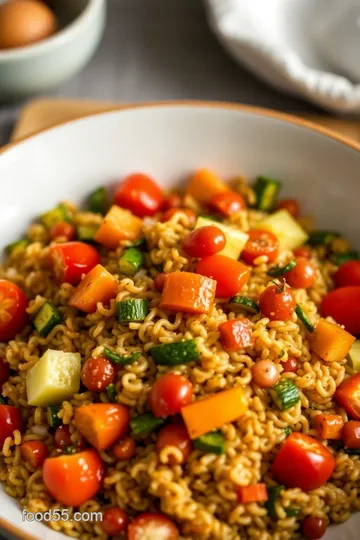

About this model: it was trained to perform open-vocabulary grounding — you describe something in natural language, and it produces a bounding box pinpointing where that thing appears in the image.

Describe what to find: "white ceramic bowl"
[0,102,359,540]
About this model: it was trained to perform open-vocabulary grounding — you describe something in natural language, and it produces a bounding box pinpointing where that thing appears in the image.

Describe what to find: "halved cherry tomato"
[259,282,296,321]
[114,173,163,217]
[219,318,253,352]
[321,286,360,335]
[54,425,72,450]
[156,423,193,464]
[241,230,279,266]
[0,405,22,447]
[0,280,28,342]
[154,272,167,292]
[49,242,100,285]
[343,420,360,449]
[43,449,104,506]
[0,358,10,387]
[277,199,300,218]
[334,260,360,288]
[182,226,226,258]
[101,508,128,535]
[20,440,48,467]
[49,222,76,242]
[81,357,115,393]
[210,191,246,217]
[149,373,193,418]
[161,208,196,226]
[294,246,312,259]
[112,437,136,461]
[302,517,327,539]
[252,360,279,388]
[282,356,299,373]
[272,432,335,491]
[335,373,360,420]
[162,193,182,211]
[196,254,250,298]
[128,512,178,540]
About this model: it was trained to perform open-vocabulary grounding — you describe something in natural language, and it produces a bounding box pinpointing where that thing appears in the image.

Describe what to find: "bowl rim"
[0,0,105,61]
[0,99,360,540]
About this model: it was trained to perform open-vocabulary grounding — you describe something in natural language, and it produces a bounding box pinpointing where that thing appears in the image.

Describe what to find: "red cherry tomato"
[277,199,300,218]
[285,257,316,289]
[294,246,312,259]
[49,222,76,241]
[156,423,193,464]
[162,193,182,211]
[335,373,360,420]
[81,357,115,393]
[182,226,226,258]
[282,356,299,373]
[272,432,335,491]
[241,230,279,266]
[112,437,136,461]
[0,405,22,447]
[302,517,327,539]
[49,242,100,285]
[0,358,10,387]
[334,261,360,288]
[128,512,178,540]
[0,280,28,342]
[321,286,360,335]
[101,508,128,535]
[54,425,72,449]
[43,449,104,506]
[149,373,193,418]
[219,318,253,351]
[20,440,48,468]
[343,421,360,449]
[154,272,167,292]
[210,191,246,217]
[114,173,163,217]
[259,283,296,321]
[161,208,196,226]
[196,254,250,298]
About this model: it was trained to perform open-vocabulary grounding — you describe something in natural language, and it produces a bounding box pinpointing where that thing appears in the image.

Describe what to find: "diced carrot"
[314,414,344,440]
[186,169,229,205]
[181,386,247,439]
[310,318,355,362]
[219,318,253,352]
[69,264,118,314]
[94,205,143,249]
[160,272,216,315]
[237,484,268,504]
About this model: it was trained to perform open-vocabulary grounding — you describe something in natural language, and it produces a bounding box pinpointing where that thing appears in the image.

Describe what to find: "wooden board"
[11,98,360,143]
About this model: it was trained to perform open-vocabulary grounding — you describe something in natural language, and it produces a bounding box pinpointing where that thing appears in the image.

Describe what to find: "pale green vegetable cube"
[194,217,249,260]
[26,349,81,406]
[348,340,360,372]
[257,210,308,251]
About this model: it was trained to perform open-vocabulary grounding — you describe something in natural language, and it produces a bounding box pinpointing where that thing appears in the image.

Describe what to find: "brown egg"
[0,0,57,50]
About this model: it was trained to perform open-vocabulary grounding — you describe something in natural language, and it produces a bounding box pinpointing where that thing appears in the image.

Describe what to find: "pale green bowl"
[0,0,106,102]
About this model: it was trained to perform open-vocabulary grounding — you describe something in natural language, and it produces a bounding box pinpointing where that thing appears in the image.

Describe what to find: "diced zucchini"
[88,187,108,215]
[198,214,222,222]
[348,340,360,372]
[194,217,249,260]
[285,507,299,517]
[268,260,296,277]
[330,251,359,266]
[119,248,144,276]
[40,204,72,229]
[33,301,62,337]
[130,412,164,436]
[26,350,81,406]
[77,225,100,243]
[253,176,281,211]
[265,485,284,518]
[47,405,62,429]
[308,231,339,246]
[295,304,314,333]
[150,339,199,366]
[106,383,117,401]
[269,379,300,411]
[103,348,141,365]
[5,238,29,255]
[257,210,308,251]
[345,448,360,455]
[117,299,149,323]
[284,426,292,438]
[194,431,225,454]
[228,296,259,314]
[0,396,6,404]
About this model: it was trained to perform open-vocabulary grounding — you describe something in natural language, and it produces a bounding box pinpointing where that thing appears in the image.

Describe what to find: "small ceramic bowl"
[0,0,106,102]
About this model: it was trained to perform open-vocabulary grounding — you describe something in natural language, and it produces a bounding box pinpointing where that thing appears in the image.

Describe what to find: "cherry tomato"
[0,280,28,342]
[154,272,167,292]
[161,208,196,226]
[182,226,226,258]
[242,230,279,266]
[335,373,360,420]
[43,449,104,506]
[343,420,360,449]
[294,246,312,259]
[196,254,250,298]
[156,423,193,464]
[20,440,48,468]
[54,425,73,450]
[334,260,360,288]
[101,507,128,535]
[252,360,279,388]
[277,199,300,218]
[302,517,327,539]
[219,318,253,351]
[210,191,246,217]
[259,283,296,321]
[272,432,335,491]
[321,286,360,335]
[149,373,193,418]
[128,512,178,540]
[162,193,182,211]
[112,437,136,461]
[282,356,299,373]
[49,222,76,242]
[284,257,315,289]
[114,173,163,217]
[81,357,115,393]
[49,242,100,285]
[0,405,22,447]
[0,358,10,387]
